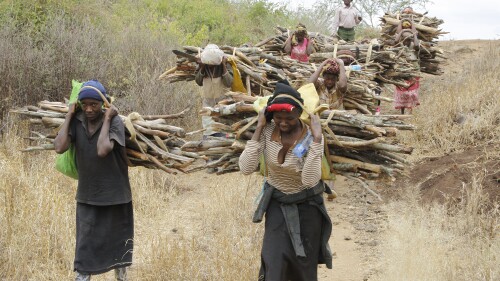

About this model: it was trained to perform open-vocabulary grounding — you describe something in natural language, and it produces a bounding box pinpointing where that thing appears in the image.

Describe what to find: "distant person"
[195,44,233,138]
[195,44,233,173]
[239,80,332,281]
[54,80,133,281]
[284,23,315,63]
[393,19,421,114]
[308,58,348,109]
[331,0,362,42]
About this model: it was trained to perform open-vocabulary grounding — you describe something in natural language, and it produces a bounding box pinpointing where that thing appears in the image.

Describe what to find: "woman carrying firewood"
[195,44,233,138]
[54,80,133,281]
[284,23,315,63]
[308,58,348,109]
[239,81,332,281]
[195,44,234,173]
[393,18,421,114]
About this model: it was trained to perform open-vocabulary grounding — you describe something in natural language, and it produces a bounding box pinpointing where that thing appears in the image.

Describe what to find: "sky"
[268,0,500,40]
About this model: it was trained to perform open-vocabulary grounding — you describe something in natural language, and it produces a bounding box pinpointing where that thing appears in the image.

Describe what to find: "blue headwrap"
[78,80,108,102]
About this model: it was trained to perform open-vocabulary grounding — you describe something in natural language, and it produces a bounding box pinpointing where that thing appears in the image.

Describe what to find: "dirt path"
[139,171,382,281]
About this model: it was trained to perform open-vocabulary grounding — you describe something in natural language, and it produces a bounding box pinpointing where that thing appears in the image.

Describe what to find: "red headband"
[266,103,295,112]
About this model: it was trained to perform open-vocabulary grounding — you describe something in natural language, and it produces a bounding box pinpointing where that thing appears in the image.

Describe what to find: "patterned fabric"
[394,77,420,109]
[338,26,355,42]
[239,122,324,194]
[316,79,344,109]
[290,38,310,63]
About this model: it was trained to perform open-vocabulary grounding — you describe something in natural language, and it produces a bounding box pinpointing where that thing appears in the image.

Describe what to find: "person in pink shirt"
[284,23,315,63]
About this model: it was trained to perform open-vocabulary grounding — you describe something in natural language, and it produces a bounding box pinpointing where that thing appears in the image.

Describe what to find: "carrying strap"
[274,94,310,115]
[79,86,111,108]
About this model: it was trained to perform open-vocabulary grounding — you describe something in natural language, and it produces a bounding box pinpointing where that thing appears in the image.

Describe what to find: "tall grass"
[373,175,499,281]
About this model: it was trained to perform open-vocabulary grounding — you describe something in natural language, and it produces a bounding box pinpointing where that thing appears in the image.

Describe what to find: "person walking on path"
[331,0,362,42]
[308,58,348,110]
[393,17,421,114]
[284,23,315,63]
[239,81,332,281]
[54,80,133,281]
[195,44,234,138]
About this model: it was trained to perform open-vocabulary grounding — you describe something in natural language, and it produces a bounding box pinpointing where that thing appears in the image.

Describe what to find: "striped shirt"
[239,122,324,194]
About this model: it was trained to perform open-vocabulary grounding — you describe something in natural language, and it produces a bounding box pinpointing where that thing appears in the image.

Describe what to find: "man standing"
[331,0,362,42]
[54,80,133,281]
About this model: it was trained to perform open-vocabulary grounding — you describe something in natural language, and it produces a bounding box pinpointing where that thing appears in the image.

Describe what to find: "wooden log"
[181,139,234,151]
[133,120,186,137]
[140,108,189,120]
[42,117,64,128]
[331,155,383,174]
[21,143,55,152]
[133,124,171,139]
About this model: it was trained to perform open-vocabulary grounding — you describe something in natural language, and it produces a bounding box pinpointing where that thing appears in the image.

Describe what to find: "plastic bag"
[201,44,224,65]
[55,143,78,179]
[55,79,83,180]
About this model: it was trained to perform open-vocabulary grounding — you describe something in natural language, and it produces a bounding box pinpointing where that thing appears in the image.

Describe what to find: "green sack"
[55,143,78,179]
[55,79,83,180]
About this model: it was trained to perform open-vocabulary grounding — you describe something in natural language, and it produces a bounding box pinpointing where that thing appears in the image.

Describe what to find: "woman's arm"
[97,105,119,158]
[306,37,315,55]
[307,60,328,84]
[239,108,267,175]
[194,58,205,86]
[301,114,323,187]
[54,103,76,154]
[284,32,293,54]
[336,59,348,94]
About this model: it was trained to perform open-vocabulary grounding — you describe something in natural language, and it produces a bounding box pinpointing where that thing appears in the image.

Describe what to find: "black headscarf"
[265,80,304,122]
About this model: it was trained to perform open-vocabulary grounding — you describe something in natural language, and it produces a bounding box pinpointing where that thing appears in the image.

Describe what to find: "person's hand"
[195,57,204,68]
[256,107,267,128]
[221,56,227,66]
[309,114,322,143]
[104,104,119,119]
[66,103,77,119]
[411,21,417,32]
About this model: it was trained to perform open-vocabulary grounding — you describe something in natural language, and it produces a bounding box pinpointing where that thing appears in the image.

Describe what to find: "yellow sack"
[227,57,246,93]
[296,82,320,120]
[252,82,319,121]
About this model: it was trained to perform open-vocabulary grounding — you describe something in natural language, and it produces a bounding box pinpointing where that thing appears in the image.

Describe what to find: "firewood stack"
[160,46,418,114]
[192,91,415,180]
[380,12,447,75]
[11,101,202,175]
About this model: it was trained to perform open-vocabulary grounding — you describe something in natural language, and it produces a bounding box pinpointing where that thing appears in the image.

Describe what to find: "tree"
[354,0,431,27]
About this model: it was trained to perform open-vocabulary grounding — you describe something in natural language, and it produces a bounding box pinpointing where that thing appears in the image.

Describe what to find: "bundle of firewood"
[194,91,415,180]
[159,42,422,114]
[11,101,202,175]
[380,12,447,75]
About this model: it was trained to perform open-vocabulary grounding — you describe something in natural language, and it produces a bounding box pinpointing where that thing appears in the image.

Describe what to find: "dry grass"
[373,175,499,281]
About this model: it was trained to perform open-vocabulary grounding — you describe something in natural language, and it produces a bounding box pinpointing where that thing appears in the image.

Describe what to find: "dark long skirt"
[258,198,323,281]
[74,202,134,275]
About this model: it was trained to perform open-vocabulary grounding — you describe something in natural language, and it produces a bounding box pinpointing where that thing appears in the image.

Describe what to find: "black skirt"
[258,197,323,281]
[74,202,134,275]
